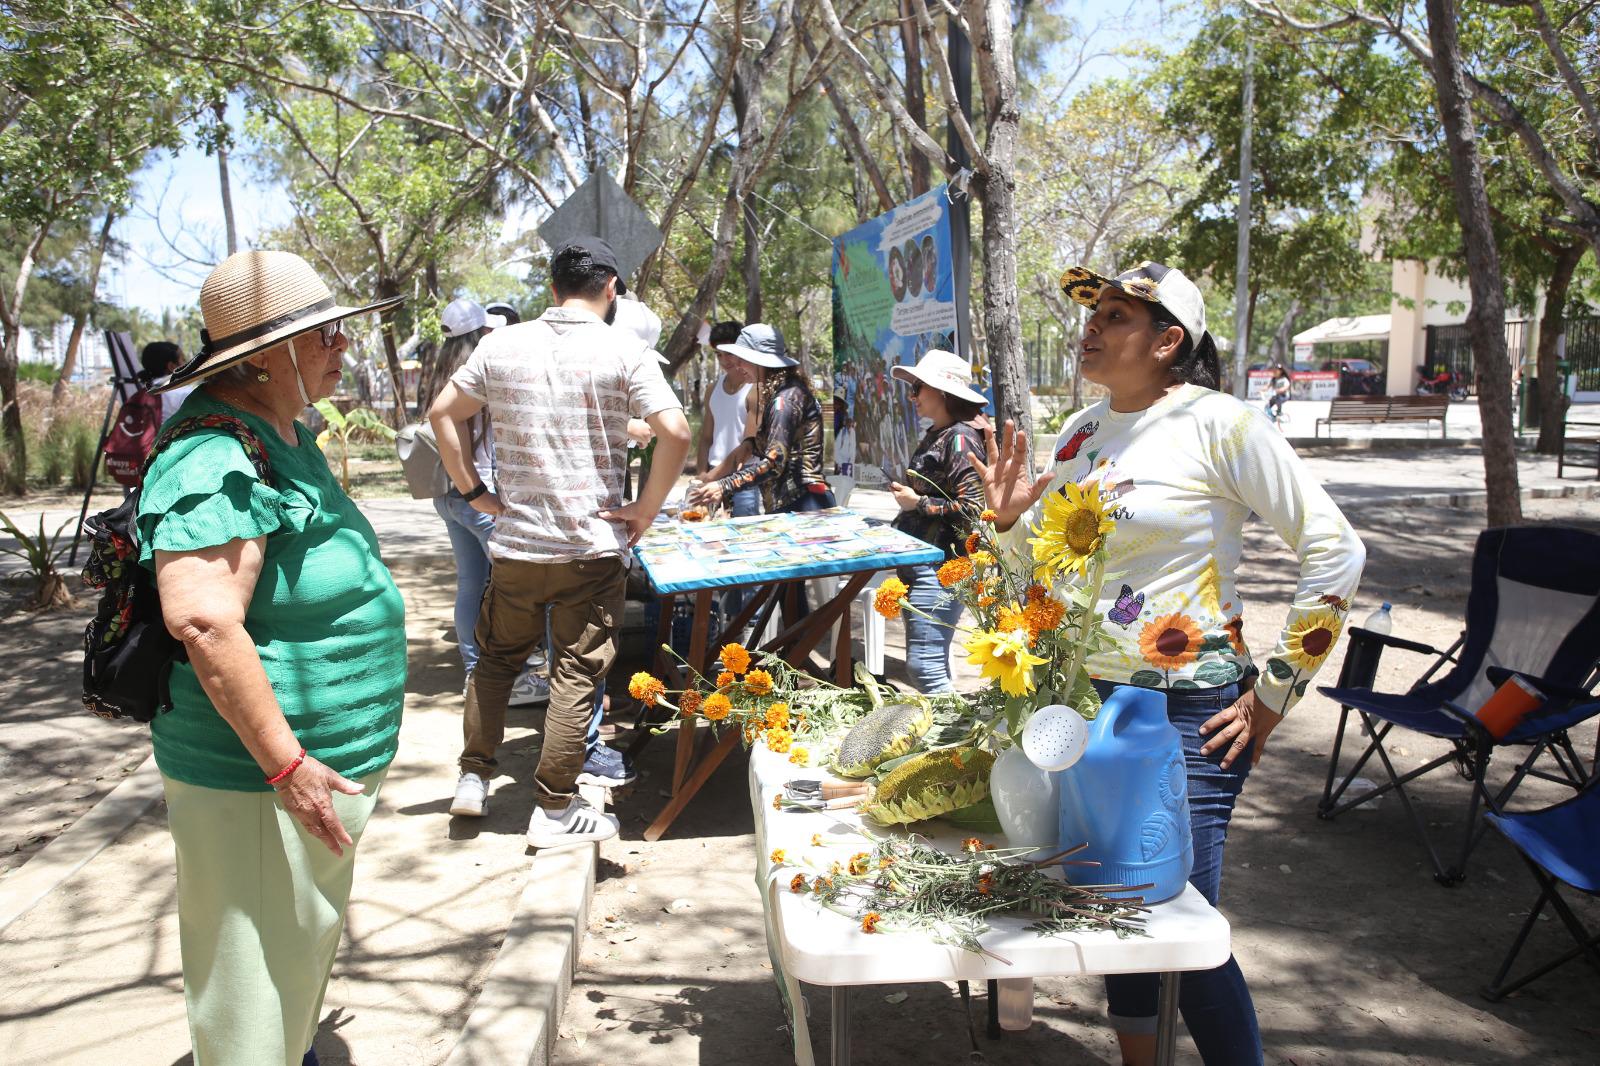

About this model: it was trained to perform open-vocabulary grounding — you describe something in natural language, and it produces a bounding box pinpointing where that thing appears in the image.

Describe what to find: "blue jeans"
[434,494,495,673]
[731,485,760,518]
[901,563,964,693]
[1093,679,1263,1066]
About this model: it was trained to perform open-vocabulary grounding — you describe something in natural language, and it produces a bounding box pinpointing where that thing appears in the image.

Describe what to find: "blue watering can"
[1057,686,1193,904]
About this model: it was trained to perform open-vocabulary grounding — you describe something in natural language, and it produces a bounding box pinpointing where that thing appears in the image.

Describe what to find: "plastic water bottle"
[1362,603,1393,636]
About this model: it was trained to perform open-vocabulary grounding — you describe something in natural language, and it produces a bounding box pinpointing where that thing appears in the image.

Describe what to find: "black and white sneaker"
[525,796,620,848]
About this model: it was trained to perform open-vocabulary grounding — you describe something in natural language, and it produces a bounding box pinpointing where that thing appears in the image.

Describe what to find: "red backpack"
[103,388,164,487]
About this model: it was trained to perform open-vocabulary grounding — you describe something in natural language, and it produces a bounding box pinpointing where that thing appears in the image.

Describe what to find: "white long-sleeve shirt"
[999,384,1365,714]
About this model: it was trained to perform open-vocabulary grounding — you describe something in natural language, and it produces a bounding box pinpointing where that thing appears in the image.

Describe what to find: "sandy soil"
[554,496,1600,1066]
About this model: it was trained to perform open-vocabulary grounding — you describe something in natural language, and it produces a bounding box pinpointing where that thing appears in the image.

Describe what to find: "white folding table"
[748,746,1231,1065]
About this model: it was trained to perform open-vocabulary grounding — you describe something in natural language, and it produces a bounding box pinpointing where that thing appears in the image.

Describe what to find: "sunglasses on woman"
[318,319,344,346]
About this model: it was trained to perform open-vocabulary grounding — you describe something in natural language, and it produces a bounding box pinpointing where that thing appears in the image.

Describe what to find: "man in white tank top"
[696,320,762,517]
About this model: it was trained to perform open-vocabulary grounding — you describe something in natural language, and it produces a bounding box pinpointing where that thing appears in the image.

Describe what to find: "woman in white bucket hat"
[886,349,988,692]
[143,250,406,1066]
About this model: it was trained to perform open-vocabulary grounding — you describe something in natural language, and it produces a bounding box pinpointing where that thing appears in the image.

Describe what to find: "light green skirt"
[162,767,387,1066]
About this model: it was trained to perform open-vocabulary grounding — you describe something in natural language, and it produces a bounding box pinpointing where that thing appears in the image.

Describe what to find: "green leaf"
[1266,657,1294,681]
[1129,669,1165,689]
[1194,661,1243,686]
[1199,634,1233,655]
[1295,679,1310,698]
[313,399,346,429]
[1170,679,1199,690]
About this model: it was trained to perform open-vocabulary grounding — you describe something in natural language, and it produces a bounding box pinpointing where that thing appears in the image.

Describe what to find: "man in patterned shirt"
[429,237,690,847]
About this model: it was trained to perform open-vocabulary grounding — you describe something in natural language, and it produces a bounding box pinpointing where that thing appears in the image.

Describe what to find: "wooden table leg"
[644,726,742,841]
[672,589,717,795]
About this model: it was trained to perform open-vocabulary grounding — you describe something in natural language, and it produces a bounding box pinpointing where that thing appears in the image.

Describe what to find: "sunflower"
[679,690,704,718]
[1139,613,1203,670]
[764,727,793,753]
[1224,615,1248,657]
[938,556,974,587]
[719,642,751,674]
[1032,480,1115,581]
[964,628,1049,696]
[764,701,790,729]
[1283,608,1343,671]
[874,576,909,619]
[702,693,732,721]
[716,670,736,689]
[744,668,774,696]
[628,672,665,706]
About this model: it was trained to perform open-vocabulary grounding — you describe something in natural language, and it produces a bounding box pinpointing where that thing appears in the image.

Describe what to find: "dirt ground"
[553,496,1600,1066]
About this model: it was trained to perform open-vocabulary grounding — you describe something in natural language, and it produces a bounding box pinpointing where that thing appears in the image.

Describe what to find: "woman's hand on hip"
[1198,689,1284,769]
[274,756,366,856]
[969,419,1054,533]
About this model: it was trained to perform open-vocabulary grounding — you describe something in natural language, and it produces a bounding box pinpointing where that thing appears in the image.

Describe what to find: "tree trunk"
[375,276,408,428]
[215,100,238,256]
[1534,243,1584,454]
[971,0,1029,438]
[731,61,763,323]
[55,209,118,405]
[1425,0,1520,524]
[1267,298,1303,366]
[898,0,931,198]
[1,223,51,491]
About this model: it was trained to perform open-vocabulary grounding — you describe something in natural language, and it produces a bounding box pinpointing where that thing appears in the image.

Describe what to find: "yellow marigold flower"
[679,690,704,718]
[790,873,807,893]
[628,672,665,707]
[794,713,807,730]
[965,531,982,555]
[1032,480,1115,581]
[764,727,793,753]
[773,794,783,810]
[873,576,909,619]
[965,627,1048,696]
[788,745,810,766]
[970,550,996,568]
[742,723,757,744]
[764,701,790,729]
[702,693,732,721]
[719,642,751,675]
[980,508,998,523]
[770,848,787,864]
[861,911,882,934]
[878,856,895,869]
[847,852,871,876]
[938,556,974,587]
[811,833,824,847]
[996,603,1030,640]
[744,668,774,696]
[716,670,736,689]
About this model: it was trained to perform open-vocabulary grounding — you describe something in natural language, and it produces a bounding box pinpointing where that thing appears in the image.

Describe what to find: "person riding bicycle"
[1265,364,1291,424]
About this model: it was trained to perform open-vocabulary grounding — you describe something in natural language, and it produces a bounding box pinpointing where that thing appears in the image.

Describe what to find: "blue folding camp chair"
[1482,777,1600,1000]
[1318,526,1600,884]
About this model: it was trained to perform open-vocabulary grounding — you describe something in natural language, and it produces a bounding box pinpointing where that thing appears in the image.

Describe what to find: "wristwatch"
[462,482,489,503]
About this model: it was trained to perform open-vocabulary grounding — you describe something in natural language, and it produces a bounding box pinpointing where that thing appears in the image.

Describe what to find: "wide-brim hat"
[717,322,797,369]
[155,250,403,394]
[1058,260,1210,351]
[890,349,988,406]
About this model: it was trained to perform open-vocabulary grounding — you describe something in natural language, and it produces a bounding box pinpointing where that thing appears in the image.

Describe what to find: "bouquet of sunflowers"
[871,484,1122,741]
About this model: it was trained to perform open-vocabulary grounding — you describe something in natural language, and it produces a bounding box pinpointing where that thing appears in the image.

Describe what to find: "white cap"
[441,297,505,337]
[890,349,988,406]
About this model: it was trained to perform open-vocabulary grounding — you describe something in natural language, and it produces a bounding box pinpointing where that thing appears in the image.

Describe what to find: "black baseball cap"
[552,235,627,294]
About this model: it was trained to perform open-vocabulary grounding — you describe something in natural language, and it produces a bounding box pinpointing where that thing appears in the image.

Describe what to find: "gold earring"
[256,370,270,383]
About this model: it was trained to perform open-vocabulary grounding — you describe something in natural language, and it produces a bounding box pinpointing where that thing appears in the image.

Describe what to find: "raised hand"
[968,419,1054,533]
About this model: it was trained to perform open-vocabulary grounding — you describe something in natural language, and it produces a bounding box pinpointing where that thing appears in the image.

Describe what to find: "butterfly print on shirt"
[1107,583,1145,628]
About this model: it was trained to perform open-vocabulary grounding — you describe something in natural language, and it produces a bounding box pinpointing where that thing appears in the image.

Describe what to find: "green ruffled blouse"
[137,390,406,792]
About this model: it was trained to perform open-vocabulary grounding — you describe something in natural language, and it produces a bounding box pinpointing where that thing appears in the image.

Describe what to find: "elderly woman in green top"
[144,250,406,1066]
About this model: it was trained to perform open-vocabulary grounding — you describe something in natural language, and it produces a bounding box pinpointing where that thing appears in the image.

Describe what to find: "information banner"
[1247,369,1340,401]
[830,186,958,486]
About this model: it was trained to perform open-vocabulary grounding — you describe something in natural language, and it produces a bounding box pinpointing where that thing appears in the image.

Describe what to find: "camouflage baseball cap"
[1059,261,1209,349]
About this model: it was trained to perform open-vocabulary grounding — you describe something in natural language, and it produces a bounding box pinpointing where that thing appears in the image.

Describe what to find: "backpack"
[102,387,165,487]
[395,421,452,500]
[82,414,274,722]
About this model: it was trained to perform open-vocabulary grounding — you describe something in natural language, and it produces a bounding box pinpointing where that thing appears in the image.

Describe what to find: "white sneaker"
[450,772,489,817]
[525,796,619,848]
[508,672,550,707]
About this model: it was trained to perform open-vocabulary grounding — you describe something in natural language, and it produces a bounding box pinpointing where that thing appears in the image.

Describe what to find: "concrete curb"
[0,753,162,936]
[1389,480,1600,510]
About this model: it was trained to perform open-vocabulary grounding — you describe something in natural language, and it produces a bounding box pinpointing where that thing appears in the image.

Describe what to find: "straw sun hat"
[154,250,403,394]
[890,349,988,405]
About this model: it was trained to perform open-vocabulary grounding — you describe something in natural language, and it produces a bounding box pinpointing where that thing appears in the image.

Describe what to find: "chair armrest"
[1484,667,1596,705]
[1347,627,1443,658]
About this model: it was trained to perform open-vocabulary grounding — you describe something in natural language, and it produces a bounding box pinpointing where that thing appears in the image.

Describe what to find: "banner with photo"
[830,185,959,487]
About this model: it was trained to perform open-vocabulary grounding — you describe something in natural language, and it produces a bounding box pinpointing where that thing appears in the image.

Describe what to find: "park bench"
[1314,394,1449,439]
[1557,418,1600,479]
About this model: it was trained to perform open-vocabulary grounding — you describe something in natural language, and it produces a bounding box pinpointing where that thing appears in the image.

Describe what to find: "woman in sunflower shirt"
[975,262,1364,1066]
[885,350,987,692]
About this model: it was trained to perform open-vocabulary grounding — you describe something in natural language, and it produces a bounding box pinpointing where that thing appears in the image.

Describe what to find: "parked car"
[1322,357,1383,396]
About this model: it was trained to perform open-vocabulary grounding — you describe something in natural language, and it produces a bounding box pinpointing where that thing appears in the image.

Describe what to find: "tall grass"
[16,382,108,492]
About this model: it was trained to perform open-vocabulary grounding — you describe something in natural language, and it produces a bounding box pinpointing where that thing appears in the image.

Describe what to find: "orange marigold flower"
[773,794,783,810]
[938,556,974,587]
[744,668,774,696]
[716,670,736,689]
[829,861,843,876]
[978,873,994,896]
[742,723,757,744]
[861,912,882,934]
[812,876,831,894]
[980,508,998,523]
[873,576,909,619]
[719,642,751,675]
[627,672,665,706]
[965,531,982,554]
[1026,583,1049,604]
[770,848,787,864]
[1024,596,1066,637]
[878,856,895,869]
[790,873,807,893]
[702,693,732,721]
[679,690,704,718]
[847,852,871,876]
[962,837,986,853]
[764,727,793,753]
[977,593,997,608]
[996,603,1030,639]
[765,701,790,729]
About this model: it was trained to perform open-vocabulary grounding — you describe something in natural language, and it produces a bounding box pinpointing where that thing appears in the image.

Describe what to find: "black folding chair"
[1318,526,1600,884]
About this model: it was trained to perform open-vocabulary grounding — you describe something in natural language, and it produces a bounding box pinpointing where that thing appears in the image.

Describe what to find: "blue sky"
[109,1,1184,316]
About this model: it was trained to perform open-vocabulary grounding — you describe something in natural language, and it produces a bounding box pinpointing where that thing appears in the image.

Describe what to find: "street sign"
[537,168,664,283]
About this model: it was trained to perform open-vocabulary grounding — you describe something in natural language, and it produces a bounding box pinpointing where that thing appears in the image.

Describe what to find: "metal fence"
[1423,319,1529,387]
[1565,315,1600,393]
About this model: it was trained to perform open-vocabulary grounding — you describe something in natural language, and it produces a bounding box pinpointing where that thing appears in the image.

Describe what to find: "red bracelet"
[266,748,307,787]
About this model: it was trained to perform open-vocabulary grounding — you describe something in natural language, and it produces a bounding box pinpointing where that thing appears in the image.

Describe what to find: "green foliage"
[0,508,75,609]
[314,399,395,494]
[17,362,55,386]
